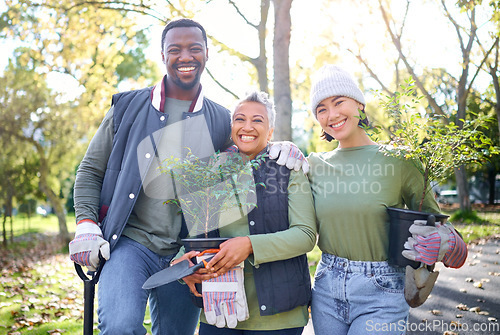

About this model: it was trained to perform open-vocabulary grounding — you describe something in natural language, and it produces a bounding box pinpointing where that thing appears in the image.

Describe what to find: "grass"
[2,213,72,243]
[442,207,500,243]
[0,214,154,335]
[1,208,499,334]
[0,235,85,334]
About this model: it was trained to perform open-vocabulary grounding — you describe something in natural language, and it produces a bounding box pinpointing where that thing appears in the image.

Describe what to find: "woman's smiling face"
[231,101,274,159]
[316,96,365,147]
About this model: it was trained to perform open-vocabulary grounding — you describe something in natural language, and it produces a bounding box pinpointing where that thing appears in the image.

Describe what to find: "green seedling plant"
[376,78,498,211]
[159,149,265,238]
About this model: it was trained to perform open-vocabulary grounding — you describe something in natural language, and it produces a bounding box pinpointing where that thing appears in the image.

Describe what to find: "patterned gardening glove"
[402,219,467,268]
[202,262,249,328]
[223,145,239,153]
[440,226,467,268]
[268,141,309,173]
[69,219,110,271]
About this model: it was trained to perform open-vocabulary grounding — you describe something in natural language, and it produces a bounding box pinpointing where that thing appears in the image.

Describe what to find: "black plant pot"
[387,207,448,269]
[181,237,229,253]
[181,237,228,308]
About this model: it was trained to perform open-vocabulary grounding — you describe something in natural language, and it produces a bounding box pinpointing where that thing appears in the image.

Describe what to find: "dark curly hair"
[161,18,208,51]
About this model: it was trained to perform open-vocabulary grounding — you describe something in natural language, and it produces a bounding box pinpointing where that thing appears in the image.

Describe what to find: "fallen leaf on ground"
[473,282,483,289]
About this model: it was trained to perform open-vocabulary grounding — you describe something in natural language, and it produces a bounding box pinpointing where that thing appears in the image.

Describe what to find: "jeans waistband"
[321,253,404,275]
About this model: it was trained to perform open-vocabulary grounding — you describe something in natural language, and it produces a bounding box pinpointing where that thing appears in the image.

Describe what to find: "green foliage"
[450,210,487,224]
[0,0,164,240]
[378,78,499,210]
[454,222,500,244]
[115,30,161,84]
[159,150,266,238]
[356,107,383,140]
[306,244,322,277]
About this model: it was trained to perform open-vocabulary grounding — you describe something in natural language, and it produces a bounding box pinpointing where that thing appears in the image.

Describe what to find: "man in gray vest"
[69,18,306,335]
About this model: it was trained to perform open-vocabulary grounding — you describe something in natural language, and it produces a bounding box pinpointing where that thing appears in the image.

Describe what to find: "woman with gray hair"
[177,91,317,334]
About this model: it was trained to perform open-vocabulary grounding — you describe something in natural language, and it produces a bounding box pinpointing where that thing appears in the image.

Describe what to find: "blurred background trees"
[1,0,499,244]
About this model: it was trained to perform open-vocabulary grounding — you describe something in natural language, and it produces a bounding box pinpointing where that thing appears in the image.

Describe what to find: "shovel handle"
[74,255,105,335]
[197,248,220,257]
[195,249,220,268]
[74,254,106,285]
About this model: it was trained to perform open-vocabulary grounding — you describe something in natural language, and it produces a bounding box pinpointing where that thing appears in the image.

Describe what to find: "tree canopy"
[1,0,499,244]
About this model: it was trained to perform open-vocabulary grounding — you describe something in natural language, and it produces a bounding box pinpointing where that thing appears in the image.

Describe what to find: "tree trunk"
[256,0,270,93]
[489,68,500,206]
[2,213,7,248]
[272,0,293,141]
[487,165,496,205]
[456,54,472,212]
[6,184,14,243]
[40,181,70,244]
[455,167,471,211]
[496,104,500,138]
[490,66,500,139]
[37,147,70,244]
[9,215,13,244]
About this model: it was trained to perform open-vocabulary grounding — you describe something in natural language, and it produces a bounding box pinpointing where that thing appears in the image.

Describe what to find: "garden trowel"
[404,264,439,307]
[142,249,219,289]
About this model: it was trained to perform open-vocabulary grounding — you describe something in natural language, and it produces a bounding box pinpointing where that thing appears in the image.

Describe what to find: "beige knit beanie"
[310,65,365,118]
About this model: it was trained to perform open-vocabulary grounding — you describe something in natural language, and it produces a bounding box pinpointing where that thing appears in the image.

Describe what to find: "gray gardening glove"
[269,141,309,173]
[69,219,110,271]
[403,220,455,266]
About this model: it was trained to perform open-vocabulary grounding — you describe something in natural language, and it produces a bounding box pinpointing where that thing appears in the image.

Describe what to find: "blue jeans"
[198,323,303,335]
[311,253,409,335]
[97,236,201,335]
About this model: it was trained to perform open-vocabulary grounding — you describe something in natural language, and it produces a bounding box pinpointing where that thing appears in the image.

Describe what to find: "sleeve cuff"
[443,229,467,268]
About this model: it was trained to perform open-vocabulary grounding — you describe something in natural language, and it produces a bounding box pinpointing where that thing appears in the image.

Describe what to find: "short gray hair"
[233,91,276,128]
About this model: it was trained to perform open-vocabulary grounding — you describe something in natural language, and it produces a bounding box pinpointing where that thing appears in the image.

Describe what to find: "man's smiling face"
[162,26,208,91]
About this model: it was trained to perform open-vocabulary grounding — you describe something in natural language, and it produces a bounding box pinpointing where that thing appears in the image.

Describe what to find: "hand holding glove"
[269,141,309,173]
[202,262,249,328]
[69,219,110,271]
[402,218,467,268]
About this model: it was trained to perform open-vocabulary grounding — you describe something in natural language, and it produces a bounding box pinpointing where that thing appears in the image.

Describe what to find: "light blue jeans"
[311,253,409,335]
[97,236,201,335]
[199,323,303,334]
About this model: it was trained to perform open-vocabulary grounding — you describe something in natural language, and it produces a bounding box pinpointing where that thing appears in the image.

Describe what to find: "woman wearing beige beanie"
[306,65,467,334]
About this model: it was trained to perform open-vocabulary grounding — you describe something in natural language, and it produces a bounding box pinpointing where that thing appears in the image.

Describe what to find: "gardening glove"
[440,226,467,268]
[223,144,239,153]
[201,259,249,328]
[69,219,110,271]
[269,141,309,173]
[402,219,466,268]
